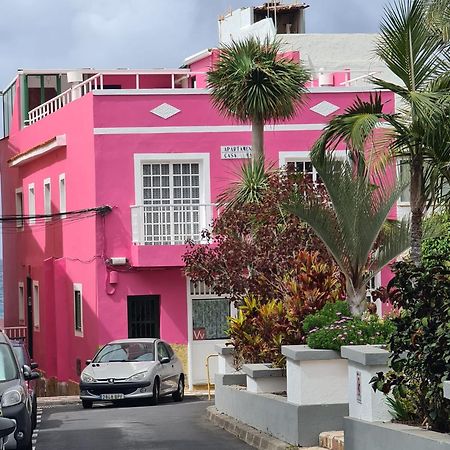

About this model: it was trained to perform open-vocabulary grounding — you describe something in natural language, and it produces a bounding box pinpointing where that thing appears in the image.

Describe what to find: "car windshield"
[0,344,19,382]
[93,343,155,363]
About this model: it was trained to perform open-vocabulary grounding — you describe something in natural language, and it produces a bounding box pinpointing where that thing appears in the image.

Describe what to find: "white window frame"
[279,150,347,168]
[73,283,83,337]
[43,178,51,220]
[133,153,211,245]
[15,188,24,229]
[59,173,66,218]
[32,280,40,330]
[18,282,25,324]
[28,183,35,225]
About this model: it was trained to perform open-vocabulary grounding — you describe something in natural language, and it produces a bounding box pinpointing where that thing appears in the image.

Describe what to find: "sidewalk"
[37,390,212,407]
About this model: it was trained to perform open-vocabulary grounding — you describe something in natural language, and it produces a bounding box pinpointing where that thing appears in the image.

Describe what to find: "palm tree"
[312,0,450,265]
[207,37,310,161]
[285,153,410,317]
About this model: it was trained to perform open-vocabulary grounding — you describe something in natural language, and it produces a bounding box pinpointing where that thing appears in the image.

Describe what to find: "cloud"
[0,0,390,89]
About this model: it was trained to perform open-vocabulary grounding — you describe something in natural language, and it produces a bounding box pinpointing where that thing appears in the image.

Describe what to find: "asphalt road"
[34,396,252,450]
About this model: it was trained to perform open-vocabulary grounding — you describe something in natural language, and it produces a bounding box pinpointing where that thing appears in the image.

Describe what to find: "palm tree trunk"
[410,153,425,266]
[345,279,368,317]
[252,118,264,161]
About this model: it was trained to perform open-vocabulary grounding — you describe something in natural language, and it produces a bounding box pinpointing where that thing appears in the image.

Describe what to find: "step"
[319,431,344,450]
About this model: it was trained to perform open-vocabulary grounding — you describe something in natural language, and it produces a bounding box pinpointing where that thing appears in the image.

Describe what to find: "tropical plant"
[228,251,344,368]
[183,168,332,302]
[285,152,410,316]
[422,211,450,265]
[207,37,310,161]
[312,0,450,265]
[370,259,450,432]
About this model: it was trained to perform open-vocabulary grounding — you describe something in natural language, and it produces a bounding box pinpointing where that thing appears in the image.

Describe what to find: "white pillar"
[341,345,391,422]
[282,345,348,406]
[444,381,450,400]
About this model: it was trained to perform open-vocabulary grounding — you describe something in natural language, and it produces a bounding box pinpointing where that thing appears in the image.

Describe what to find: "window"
[142,162,201,244]
[28,184,35,224]
[44,178,51,219]
[157,342,170,361]
[397,159,410,204]
[59,174,66,217]
[286,160,323,185]
[192,298,230,340]
[15,188,23,229]
[18,282,24,324]
[33,281,39,329]
[74,283,83,335]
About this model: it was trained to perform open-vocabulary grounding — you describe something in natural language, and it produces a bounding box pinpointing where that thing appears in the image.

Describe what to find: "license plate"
[100,393,125,400]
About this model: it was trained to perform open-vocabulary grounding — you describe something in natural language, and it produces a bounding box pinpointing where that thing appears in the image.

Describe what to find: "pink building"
[0,50,395,388]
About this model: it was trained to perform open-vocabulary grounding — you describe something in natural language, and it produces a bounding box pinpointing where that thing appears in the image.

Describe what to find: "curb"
[37,391,212,407]
[207,405,294,450]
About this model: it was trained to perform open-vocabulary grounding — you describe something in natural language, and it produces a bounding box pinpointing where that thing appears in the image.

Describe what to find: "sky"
[0,0,392,90]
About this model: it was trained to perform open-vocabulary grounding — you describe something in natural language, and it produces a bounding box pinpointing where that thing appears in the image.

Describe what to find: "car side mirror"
[0,417,16,438]
[86,360,92,366]
[22,364,32,379]
[160,356,170,364]
[30,362,39,370]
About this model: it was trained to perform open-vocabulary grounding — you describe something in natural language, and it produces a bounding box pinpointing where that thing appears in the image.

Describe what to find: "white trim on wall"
[32,280,40,330]
[95,124,326,135]
[73,283,83,337]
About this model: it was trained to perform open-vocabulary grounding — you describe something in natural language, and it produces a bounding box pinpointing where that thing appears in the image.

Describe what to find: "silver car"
[79,339,184,408]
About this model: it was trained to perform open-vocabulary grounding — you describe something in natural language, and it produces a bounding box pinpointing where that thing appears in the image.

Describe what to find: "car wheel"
[172,375,184,402]
[82,399,93,409]
[150,378,160,406]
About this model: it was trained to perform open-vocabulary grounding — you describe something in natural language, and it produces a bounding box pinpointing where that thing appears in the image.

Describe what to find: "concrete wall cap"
[444,381,450,400]
[242,363,285,378]
[341,345,390,366]
[215,343,234,355]
[281,344,341,361]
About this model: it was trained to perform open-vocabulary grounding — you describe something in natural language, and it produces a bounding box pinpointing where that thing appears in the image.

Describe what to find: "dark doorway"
[127,295,160,338]
[26,276,33,358]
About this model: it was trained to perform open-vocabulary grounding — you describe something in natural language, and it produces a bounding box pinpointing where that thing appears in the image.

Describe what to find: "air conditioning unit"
[109,257,127,266]
[67,70,84,84]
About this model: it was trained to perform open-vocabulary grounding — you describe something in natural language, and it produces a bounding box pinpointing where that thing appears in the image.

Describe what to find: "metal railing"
[3,326,27,341]
[131,203,216,246]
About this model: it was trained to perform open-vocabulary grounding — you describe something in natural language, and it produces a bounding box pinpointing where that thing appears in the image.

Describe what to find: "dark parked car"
[10,340,38,430]
[0,332,39,450]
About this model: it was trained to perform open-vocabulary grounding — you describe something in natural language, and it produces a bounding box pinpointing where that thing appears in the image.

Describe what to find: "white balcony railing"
[131,203,216,246]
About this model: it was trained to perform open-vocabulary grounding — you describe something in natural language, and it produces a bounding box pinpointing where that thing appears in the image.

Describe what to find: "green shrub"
[302,300,351,333]
[306,315,395,352]
[370,260,450,432]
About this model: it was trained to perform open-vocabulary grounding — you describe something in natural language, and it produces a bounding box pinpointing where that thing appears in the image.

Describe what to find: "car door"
[163,343,180,392]
[156,342,171,393]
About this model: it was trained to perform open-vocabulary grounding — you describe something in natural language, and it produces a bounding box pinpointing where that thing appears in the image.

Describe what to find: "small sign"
[356,370,362,404]
[193,327,206,340]
[221,145,253,160]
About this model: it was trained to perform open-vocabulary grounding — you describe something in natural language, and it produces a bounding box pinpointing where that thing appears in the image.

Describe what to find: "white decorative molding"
[8,135,66,167]
[150,103,181,119]
[310,101,340,117]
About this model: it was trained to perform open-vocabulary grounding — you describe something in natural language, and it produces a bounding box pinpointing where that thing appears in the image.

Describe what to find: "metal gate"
[127,295,160,338]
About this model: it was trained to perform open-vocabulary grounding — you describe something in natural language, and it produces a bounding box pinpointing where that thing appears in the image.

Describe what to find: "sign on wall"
[221,145,253,160]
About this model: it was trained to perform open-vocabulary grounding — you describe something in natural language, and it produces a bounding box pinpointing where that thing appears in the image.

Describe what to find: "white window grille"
[142,162,201,245]
[73,283,83,336]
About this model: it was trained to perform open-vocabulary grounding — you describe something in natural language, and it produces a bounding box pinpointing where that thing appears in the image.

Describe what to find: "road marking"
[32,407,43,450]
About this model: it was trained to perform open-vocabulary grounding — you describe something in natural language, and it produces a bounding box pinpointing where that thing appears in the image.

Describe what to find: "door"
[127,295,160,339]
